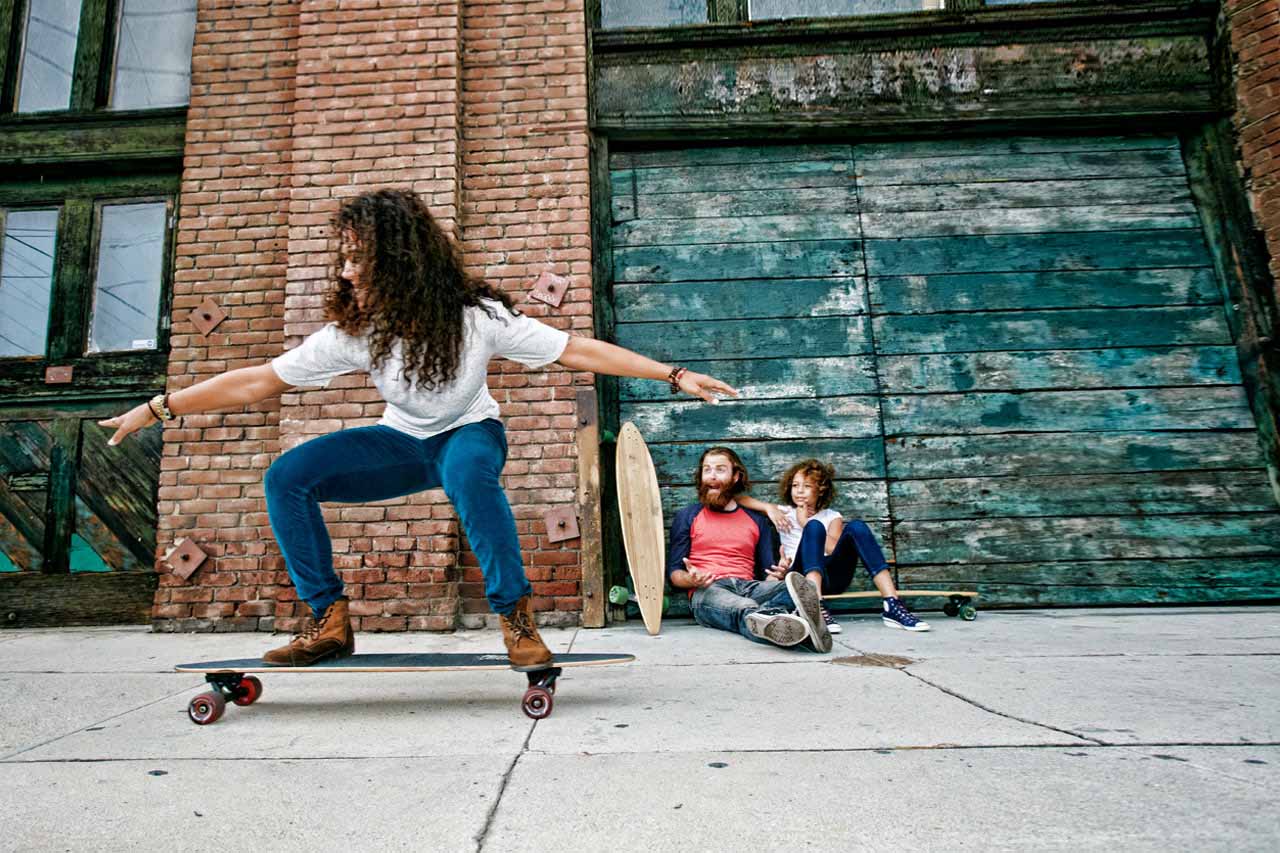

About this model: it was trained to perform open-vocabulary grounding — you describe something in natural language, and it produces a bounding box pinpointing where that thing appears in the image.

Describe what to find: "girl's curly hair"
[325,189,517,391]
[778,459,837,510]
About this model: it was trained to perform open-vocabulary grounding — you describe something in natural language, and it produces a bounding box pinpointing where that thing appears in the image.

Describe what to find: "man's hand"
[765,555,791,581]
[679,558,716,589]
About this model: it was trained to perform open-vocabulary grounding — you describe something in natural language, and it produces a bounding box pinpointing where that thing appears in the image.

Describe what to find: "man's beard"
[698,481,736,510]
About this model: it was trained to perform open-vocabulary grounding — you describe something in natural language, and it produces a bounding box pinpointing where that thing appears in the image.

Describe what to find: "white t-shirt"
[271,300,570,439]
[778,507,843,562]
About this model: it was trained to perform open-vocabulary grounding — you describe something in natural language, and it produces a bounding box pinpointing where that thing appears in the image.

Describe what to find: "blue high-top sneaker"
[882,597,930,632]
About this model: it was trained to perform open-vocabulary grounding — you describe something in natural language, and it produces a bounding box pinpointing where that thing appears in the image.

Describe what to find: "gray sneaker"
[786,572,832,653]
[745,608,810,647]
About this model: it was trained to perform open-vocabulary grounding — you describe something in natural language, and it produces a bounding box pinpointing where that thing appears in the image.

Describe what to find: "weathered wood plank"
[864,230,1211,276]
[620,159,854,196]
[894,514,1280,564]
[891,469,1277,521]
[0,571,158,627]
[74,420,161,567]
[870,268,1220,314]
[858,177,1193,213]
[879,346,1242,394]
[614,239,862,283]
[620,356,879,402]
[614,277,864,322]
[898,558,1280,591]
[648,437,887,484]
[621,396,884,441]
[614,186,862,222]
[883,387,1256,435]
[615,213,862,247]
[862,205,1198,238]
[887,430,1267,479]
[854,134,1178,160]
[615,316,871,361]
[594,37,1214,133]
[857,148,1187,186]
[874,306,1231,354]
[619,145,850,169]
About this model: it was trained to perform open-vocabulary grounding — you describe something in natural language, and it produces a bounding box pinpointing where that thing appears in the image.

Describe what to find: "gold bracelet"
[150,393,176,422]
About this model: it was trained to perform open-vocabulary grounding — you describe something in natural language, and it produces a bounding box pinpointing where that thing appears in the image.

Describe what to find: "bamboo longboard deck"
[615,422,666,635]
[176,653,635,724]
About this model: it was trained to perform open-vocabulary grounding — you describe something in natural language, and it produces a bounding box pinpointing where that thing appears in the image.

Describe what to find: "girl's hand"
[678,370,739,404]
[765,503,794,533]
[97,403,157,446]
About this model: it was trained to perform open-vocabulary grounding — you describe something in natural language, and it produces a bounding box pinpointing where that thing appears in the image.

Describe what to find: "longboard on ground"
[824,589,980,620]
[614,422,666,635]
[175,652,634,724]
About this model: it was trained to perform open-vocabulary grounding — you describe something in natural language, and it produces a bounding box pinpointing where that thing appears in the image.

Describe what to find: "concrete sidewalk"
[1,607,1277,852]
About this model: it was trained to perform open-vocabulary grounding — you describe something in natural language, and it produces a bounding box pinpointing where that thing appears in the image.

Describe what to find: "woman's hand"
[97,403,158,447]
[677,369,738,404]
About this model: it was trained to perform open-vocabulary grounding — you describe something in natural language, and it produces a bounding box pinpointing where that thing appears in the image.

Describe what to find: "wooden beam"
[0,571,158,627]
[576,388,605,628]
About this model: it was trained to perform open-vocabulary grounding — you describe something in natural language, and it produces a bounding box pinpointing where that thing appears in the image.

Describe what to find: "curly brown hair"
[778,459,837,510]
[325,188,518,391]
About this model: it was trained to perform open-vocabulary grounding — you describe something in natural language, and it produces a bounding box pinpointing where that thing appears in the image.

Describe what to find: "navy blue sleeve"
[666,505,700,583]
[743,508,780,580]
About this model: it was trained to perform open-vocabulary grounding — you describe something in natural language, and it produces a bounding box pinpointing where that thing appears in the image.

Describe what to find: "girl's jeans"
[793,518,891,594]
[264,420,528,616]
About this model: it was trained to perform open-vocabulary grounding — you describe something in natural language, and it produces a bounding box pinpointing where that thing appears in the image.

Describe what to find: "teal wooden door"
[605,134,1280,606]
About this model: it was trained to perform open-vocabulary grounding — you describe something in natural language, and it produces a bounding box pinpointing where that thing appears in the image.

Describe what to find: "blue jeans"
[794,518,890,594]
[263,419,529,616]
[689,578,796,644]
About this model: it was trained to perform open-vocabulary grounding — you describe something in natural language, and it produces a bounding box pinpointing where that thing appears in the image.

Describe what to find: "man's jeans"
[690,578,796,644]
[794,518,891,594]
[264,419,529,616]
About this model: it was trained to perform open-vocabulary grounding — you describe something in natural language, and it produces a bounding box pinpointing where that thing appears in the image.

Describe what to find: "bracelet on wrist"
[150,393,177,422]
[667,366,688,394]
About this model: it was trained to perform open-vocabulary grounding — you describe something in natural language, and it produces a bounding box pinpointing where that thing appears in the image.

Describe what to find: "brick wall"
[156,0,299,632]
[155,0,594,633]
[1226,0,1280,284]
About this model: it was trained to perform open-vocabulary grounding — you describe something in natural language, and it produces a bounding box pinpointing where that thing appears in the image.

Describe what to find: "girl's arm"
[98,363,294,446]
[736,494,793,533]
[825,517,844,556]
[557,336,737,403]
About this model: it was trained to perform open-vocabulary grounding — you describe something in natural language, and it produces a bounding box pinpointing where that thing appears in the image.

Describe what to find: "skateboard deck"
[175,652,634,724]
[824,589,980,620]
[614,421,666,635]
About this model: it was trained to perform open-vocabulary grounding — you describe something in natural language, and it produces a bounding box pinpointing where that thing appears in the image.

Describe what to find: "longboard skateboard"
[614,422,666,635]
[824,589,979,621]
[175,652,634,724]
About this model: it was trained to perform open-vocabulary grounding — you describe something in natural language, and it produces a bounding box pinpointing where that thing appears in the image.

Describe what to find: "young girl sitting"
[742,459,929,634]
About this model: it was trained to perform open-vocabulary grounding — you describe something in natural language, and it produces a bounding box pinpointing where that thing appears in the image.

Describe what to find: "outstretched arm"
[557,336,738,403]
[98,363,294,446]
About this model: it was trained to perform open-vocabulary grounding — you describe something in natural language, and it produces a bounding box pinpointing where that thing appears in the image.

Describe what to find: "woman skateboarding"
[100,188,736,671]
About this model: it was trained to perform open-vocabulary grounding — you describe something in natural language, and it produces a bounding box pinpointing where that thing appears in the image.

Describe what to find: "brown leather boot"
[262,598,355,666]
[499,595,553,671]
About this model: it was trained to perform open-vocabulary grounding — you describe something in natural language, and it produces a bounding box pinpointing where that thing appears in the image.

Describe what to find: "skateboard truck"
[522,666,563,719]
[188,673,264,724]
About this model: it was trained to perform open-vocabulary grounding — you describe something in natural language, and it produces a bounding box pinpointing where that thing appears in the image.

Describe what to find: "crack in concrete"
[473,721,536,853]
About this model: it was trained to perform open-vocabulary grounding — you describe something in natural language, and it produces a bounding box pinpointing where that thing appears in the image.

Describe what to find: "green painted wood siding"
[606,134,1280,607]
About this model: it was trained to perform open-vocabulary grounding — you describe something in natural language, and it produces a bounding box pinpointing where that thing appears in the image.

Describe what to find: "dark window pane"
[601,0,708,28]
[109,0,198,110]
[751,0,942,18]
[16,0,82,113]
[87,202,167,354]
[0,209,59,358]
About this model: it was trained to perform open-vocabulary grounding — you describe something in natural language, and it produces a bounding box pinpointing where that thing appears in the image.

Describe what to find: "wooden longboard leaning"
[175,652,634,724]
[614,422,666,635]
[824,589,980,620]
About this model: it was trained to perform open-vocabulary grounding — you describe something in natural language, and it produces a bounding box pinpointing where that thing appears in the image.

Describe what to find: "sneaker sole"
[882,617,931,632]
[786,574,833,653]
[745,613,809,647]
